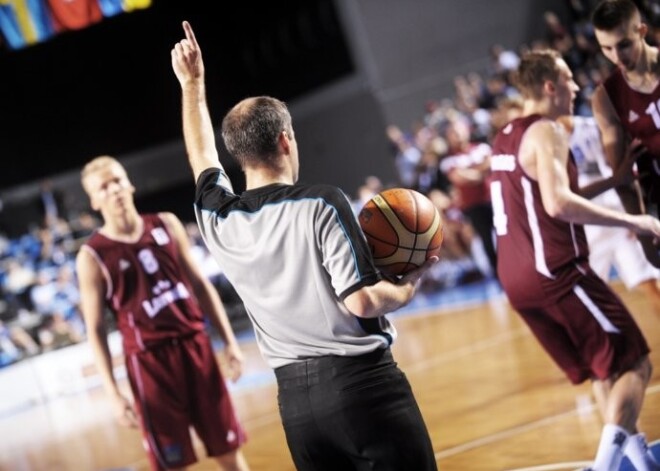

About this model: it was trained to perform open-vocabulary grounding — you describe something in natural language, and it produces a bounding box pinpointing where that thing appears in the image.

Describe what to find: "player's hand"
[632,214,660,239]
[223,343,245,383]
[112,393,139,428]
[171,20,204,86]
[613,139,646,187]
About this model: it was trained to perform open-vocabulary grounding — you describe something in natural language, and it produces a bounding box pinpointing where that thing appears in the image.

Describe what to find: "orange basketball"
[358,188,443,277]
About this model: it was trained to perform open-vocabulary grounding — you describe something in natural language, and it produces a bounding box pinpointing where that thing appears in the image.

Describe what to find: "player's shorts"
[515,270,650,385]
[585,224,660,290]
[126,331,246,471]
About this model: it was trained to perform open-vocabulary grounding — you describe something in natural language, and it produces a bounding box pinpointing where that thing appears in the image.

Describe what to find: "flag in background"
[0,0,152,50]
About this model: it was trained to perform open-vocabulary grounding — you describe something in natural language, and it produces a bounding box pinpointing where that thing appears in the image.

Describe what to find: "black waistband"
[274,348,392,380]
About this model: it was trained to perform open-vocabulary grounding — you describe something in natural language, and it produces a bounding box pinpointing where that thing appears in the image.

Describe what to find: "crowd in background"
[369,0,660,290]
[1,0,659,367]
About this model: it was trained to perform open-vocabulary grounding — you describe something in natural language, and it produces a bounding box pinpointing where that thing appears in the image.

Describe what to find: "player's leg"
[213,451,250,471]
[608,233,660,468]
[590,363,658,470]
[591,378,611,421]
[126,346,200,471]
[184,333,249,471]
[595,356,658,471]
[555,273,653,471]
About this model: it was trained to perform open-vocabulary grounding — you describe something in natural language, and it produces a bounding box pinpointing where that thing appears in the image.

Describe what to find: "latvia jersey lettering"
[603,69,660,214]
[490,115,589,309]
[82,214,206,353]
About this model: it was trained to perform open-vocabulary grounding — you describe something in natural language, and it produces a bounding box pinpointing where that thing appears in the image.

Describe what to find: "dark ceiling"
[0,0,354,190]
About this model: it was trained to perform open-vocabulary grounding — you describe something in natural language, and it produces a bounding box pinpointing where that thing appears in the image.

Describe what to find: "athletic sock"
[593,424,629,471]
[625,433,660,471]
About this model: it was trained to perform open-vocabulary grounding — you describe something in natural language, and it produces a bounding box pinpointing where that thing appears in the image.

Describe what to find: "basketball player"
[75,156,249,471]
[563,114,660,314]
[590,0,660,268]
[171,21,438,471]
[489,50,660,471]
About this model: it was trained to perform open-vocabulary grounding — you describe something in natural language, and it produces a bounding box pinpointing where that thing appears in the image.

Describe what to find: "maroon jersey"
[603,69,660,210]
[82,214,206,353]
[490,115,589,308]
[439,142,492,210]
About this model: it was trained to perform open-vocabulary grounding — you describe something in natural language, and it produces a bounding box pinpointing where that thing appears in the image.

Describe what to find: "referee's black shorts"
[274,348,437,471]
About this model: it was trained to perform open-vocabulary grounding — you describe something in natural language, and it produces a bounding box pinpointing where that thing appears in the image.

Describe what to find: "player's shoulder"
[78,228,104,252]
[525,117,563,137]
[155,211,179,225]
[75,240,103,277]
[591,81,610,101]
[519,119,568,157]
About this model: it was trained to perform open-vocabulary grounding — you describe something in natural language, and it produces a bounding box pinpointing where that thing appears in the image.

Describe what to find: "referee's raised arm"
[171,21,223,184]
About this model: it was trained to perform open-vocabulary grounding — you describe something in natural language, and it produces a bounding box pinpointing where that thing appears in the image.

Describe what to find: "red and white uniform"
[603,69,660,213]
[82,214,245,470]
[489,115,649,384]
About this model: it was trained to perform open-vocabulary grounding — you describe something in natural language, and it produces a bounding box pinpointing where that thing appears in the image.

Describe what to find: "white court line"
[506,439,660,471]
[435,383,660,462]
[405,328,530,373]
[505,461,592,471]
[237,328,531,430]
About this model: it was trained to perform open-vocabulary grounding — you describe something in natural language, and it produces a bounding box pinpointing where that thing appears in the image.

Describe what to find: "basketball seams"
[358,188,443,276]
[372,193,417,247]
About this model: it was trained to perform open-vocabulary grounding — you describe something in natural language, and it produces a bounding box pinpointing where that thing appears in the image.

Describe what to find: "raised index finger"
[182,21,198,48]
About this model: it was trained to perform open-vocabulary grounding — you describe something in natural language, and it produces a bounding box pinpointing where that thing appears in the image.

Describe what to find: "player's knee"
[634,355,652,383]
[214,449,248,471]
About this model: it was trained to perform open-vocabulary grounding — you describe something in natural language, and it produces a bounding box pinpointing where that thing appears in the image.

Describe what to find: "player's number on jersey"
[490,181,508,236]
[138,248,159,274]
[646,100,660,129]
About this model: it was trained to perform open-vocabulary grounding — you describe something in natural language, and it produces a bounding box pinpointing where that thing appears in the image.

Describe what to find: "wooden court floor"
[1,281,658,471]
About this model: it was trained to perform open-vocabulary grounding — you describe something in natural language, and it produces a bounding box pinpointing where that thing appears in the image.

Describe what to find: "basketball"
[358,188,443,277]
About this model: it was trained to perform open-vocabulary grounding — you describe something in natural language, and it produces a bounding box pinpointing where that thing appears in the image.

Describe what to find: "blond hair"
[80,155,124,192]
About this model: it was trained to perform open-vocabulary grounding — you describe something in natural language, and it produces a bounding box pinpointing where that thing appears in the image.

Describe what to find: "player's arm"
[577,140,642,200]
[526,121,660,236]
[160,212,244,382]
[171,21,223,183]
[556,114,622,200]
[447,167,486,185]
[591,85,645,213]
[343,257,438,318]
[76,247,138,428]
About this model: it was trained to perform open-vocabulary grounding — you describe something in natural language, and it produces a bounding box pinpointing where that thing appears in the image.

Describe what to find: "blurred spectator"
[488,43,520,75]
[30,263,85,345]
[351,175,383,215]
[0,320,39,366]
[421,189,484,290]
[2,259,37,311]
[386,124,423,188]
[489,96,524,135]
[35,179,68,229]
[440,119,497,278]
[69,211,101,240]
[37,312,83,352]
[543,11,574,53]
